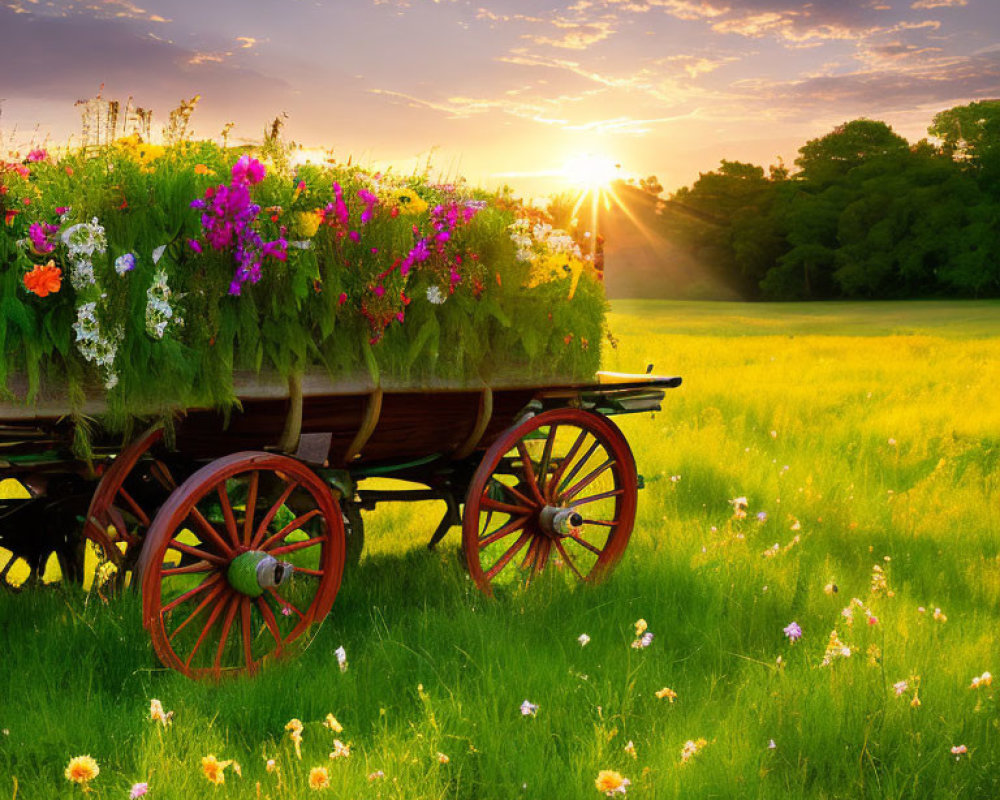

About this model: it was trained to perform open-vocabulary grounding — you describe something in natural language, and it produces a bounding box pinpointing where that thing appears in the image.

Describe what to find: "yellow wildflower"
[970,671,993,689]
[436,752,450,764]
[634,619,648,637]
[308,766,330,790]
[680,738,708,764]
[323,714,343,733]
[655,687,677,702]
[329,739,350,759]
[395,189,428,215]
[623,740,637,759]
[149,698,173,726]
[64,755,99,784]
[201,754,231,785]
[594,769,629,795]
[194,163,216,176]
[285,719,304,759]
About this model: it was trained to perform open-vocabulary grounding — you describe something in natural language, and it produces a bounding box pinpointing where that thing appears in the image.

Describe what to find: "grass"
[2,299,999,799]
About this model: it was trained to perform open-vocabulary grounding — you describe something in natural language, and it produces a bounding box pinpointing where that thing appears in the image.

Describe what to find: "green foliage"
[0,142,605,433]
[652,104,1000,300]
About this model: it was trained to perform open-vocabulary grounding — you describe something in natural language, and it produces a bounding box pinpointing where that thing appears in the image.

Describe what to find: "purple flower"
[232,154,266,186]
[115,252,136,274]
[783,621,802,642]
[130,782,149,799]
[188,239,203,254]
[28,222,59,254]
[349,230,360,243]
[757,511,768,522]
[26,148,48,163]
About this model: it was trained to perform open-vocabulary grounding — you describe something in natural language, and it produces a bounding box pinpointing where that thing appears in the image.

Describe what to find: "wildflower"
[232,762,242,777]
[951,744,967,759]
[436,752,450,764]
[232,155,266,186]
[23,260,62,297]
[188,238,203,254]
[323,714,343,733]
[624,740,637,759]
[634,619,647,637]
[680,738,708,764]
[595,770,630,795]
[893,680,908,696]
[65,755,99,785]
[115,252,137,274]
[194,163,215,175]
[820,630,853,667]
[286,718,304,759]
[520,700,539,716]
[578,633,591,647]
[201,755,231,785]
[28,221,59,254]
[308,766,330,790]
[368,770,386,780]
[329,739,351,759]
[656,687,677,702]
[149,698,173,727]
[335,646,347,672]
[888,438,897,446]
[129,782,149,799]
[426,286,446,304]
[783,621,802,642]
[910,693,921,708]
[265,759,277,773]
[767,739,777,750]
[790,518,801,530]
[731,496,748,520]
[824,582,838,595]
[970,671,992,689]
[26,148,48,162]
[757,511,768,523]
[933,608,947,623]
[867,614,879,626]
[631,631,654,649]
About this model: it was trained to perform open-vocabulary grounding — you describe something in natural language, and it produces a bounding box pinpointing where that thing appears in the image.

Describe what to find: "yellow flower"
[436,752,450,764]
[150,698,173,726]
[655,687,677,702]
[286,718,304,759]
[329,739,350,759]
[194,163,216,176]
[265,758,277,773]
[395,189,428,215]
[623,740,637,759]
[201,754,231,785]
[293,209,324,239]
[680,738,708,764]
[308,766,330,790]
[595,770,629,795]
[65,755,99,784]
[323,713,343,733]
[634,619,648,637]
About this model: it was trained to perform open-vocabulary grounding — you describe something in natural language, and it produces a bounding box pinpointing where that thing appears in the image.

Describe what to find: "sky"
[1,0,998,195]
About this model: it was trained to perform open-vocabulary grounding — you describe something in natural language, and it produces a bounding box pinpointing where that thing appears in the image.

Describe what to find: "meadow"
[1,299,998,799]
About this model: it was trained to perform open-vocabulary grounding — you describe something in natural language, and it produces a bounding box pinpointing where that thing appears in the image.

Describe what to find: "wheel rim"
[463,409,638,596]
[84,428,176,589]
[138,452,345,679]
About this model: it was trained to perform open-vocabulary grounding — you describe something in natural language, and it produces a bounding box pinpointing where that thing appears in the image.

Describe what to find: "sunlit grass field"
[2,299,998,799]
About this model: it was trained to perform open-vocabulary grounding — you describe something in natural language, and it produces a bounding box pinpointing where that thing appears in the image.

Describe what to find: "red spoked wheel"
[84,428,178,589]
[463,408,638,596]
[137,452,345,679]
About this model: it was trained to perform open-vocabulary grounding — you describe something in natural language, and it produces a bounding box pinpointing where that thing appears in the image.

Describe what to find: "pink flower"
[232,155,266,186]
[338,292,347,306]
[374,285,385,298]
[26,148,48,162]
[130,782,149,799]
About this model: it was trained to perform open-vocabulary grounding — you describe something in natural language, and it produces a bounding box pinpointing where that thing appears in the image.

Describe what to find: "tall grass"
[1,300,998,799]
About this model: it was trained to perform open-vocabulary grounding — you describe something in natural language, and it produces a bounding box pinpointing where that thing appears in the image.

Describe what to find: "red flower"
[23,261,62,297]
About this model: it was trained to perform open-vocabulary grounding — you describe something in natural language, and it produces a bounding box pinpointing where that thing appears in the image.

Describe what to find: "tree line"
[636,101,1000,300]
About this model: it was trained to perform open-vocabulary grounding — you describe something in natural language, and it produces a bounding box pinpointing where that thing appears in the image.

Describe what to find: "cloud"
[235,36,258,49]
[523,18,616,49]
[910,0,966,8]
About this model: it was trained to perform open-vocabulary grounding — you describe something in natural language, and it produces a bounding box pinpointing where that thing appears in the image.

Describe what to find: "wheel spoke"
[187,507,235,558]
[168,581,226,642]
[479,515,529,548]
[554,538,587,580]
[117,487,151,527]
[217,484,240,548]
[269,535,325,556]
[259,510,321,552]
[581,519,618,527]
[150,460,177,491]
[537,425,558,495]
[493,480,535,509]
[566,532,604,556]
[161,573,222,616]
[240,597,255,672]
[108,506,138,545]
[569,488,624,507]
[213,595,240,673]
[162,560,214,577]
[251,480,299,549]
[485,530,532,580]
[266,587,305,619]
[480,496,532,515]
[184,591,231,668]
[256,596,284,649]
[293,566,324,577]
[242,471,259,547]
[557,440,602,496]
[515,441,546,505]
[532,538,551,575]
[520,535,541,571]
[547,430,588,496]
[561,459,615,502]
[166,539,228,566]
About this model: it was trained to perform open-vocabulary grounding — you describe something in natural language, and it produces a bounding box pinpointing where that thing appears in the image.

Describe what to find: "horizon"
[1,0,999,196]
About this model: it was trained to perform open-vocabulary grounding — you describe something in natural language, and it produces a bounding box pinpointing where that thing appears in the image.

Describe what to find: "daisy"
[64,755,99,785]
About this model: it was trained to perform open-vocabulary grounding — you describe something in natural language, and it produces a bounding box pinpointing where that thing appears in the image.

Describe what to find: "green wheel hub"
[227,551,271,597]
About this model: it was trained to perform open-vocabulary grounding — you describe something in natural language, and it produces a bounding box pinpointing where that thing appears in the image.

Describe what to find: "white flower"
[520,700,538,716]
[578,633,590,647]
[335,646,348,672]
[426,286,446,305]
[69,259,96,291]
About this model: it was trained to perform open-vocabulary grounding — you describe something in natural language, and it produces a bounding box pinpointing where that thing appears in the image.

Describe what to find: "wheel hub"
[226,550,294,597]
[538,506,583,538]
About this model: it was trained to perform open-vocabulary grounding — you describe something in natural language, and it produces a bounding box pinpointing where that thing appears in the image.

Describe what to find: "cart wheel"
[137,452,345,679]
[463,408,638,596]
[84,428,177,590]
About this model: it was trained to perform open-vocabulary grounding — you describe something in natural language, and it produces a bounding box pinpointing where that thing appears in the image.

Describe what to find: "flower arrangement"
[0,134,605,446]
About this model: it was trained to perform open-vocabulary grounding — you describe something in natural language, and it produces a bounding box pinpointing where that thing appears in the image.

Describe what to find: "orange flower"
[194,163,215,176]
[308,766,330,790]
[65,755,99,784]
[23,260,62,297]
[595,770,629,795]
[201,754,232,785]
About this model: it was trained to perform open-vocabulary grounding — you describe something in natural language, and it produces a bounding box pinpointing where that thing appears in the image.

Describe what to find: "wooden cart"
[0,369,681,679]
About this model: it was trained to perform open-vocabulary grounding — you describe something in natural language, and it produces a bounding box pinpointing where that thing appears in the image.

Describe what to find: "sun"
[561,153,620,190]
